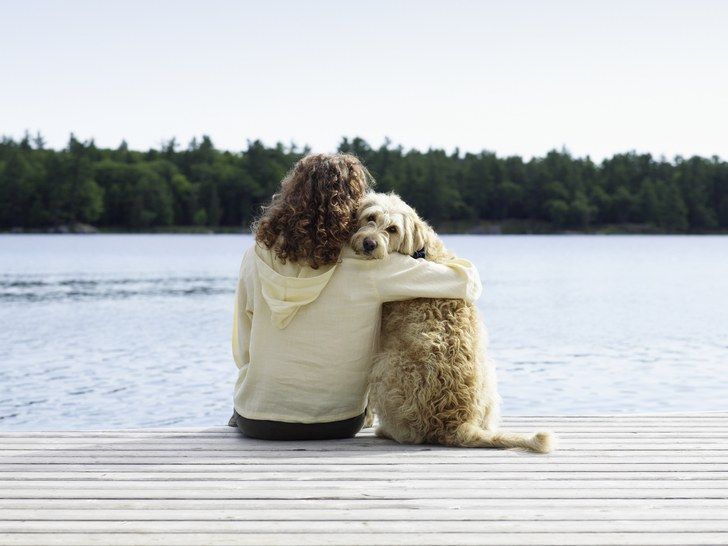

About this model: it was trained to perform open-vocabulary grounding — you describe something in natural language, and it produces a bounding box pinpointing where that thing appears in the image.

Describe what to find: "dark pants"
[228,410,365,441]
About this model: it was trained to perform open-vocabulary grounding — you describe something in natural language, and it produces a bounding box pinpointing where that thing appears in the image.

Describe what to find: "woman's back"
[233,243,481,423]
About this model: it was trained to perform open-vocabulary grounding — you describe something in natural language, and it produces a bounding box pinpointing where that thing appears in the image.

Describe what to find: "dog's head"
[351,192,441,260]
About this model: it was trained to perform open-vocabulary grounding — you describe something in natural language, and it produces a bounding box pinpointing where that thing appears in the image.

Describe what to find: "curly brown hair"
[253,153,373,269]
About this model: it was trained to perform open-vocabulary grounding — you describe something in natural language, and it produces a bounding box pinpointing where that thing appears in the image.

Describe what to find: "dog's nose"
[363,238,377,253]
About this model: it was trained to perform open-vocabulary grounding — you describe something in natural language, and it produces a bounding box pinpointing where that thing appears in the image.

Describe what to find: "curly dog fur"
[352,192,554,453]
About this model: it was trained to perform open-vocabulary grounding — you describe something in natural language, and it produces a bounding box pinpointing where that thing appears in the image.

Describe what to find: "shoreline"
[3,222,728,236]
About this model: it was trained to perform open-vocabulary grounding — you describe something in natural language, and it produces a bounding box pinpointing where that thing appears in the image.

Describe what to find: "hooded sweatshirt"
[232,243,482,423]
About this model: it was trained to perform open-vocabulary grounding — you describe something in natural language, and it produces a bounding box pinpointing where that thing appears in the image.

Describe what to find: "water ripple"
[0,275,235,302]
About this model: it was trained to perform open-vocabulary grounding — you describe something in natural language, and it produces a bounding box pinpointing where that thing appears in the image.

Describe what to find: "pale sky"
[2,0,727,160]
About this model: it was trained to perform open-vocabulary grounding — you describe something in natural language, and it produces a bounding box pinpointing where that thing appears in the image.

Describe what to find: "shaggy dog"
[352,192,554,453]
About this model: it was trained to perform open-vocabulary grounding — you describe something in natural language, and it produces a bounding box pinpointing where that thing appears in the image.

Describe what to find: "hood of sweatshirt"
[254,245,338,329]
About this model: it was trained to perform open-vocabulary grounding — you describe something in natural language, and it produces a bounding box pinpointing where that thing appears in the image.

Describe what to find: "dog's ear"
[413,217,430,254]
[401,215,430,256]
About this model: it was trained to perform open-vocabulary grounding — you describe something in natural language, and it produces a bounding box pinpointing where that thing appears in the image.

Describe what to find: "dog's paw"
[533,431,556,454]
[362,408,375,429]
[374,426,393,440]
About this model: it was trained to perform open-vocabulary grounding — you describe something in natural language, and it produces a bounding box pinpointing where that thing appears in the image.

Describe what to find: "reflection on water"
[1,234,727,430]
[0,275,231,302]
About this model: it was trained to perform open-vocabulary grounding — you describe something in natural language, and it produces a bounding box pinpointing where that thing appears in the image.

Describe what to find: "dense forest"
[1,133,727,233]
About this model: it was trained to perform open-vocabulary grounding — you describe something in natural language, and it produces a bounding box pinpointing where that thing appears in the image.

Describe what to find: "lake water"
[1,234,727,430]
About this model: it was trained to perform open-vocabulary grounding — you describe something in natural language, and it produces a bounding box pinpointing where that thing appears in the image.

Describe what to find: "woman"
[231,153,481,440]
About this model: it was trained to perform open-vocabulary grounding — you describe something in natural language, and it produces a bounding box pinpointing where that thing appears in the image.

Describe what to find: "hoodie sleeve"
[232,255,255,370]
[373,253,482,303]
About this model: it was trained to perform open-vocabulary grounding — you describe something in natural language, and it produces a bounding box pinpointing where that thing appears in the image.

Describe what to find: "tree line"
[1,134,727,232]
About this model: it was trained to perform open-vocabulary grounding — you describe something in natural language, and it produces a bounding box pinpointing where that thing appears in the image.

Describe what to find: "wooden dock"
[1,413,727,545]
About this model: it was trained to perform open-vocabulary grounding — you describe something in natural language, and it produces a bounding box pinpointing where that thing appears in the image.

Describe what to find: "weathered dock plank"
[1,413,726,545]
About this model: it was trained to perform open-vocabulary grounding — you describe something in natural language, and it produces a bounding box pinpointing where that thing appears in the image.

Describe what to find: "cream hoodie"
[232,243,482,423]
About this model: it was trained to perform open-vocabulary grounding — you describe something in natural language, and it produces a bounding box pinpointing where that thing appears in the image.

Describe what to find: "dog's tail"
[455,423,555,453]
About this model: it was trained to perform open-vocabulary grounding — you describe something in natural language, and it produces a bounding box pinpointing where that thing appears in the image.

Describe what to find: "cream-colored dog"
[352,192,554,453]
